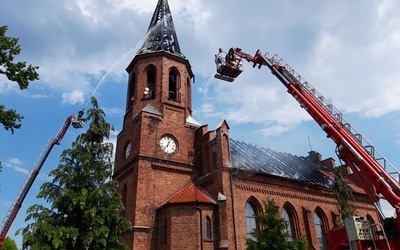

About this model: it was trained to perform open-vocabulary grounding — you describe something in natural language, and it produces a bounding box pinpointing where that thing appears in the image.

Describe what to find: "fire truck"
[0,112,85,247]
[214,47,400,249]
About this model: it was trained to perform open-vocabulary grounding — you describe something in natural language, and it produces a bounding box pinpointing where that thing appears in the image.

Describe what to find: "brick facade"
[194,123,379,250]
[113,1,380,249]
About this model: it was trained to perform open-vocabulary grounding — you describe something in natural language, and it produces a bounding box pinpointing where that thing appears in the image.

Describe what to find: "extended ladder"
[0,114,83,245]
[265,53,400,183]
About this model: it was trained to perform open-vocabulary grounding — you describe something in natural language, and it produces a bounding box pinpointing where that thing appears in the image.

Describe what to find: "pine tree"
[246,199,307,250]
[19,97,130,249]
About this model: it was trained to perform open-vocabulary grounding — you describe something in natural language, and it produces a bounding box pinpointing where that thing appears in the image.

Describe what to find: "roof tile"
[159,182,217,208]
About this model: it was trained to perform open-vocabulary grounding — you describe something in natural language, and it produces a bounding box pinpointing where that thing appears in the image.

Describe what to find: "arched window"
[168,70,178,100]
[366,214,381,238]
[314,211,327,250]
[127,73,135,110]
[146,67,156,99]
[366,214,375,225]
[282,207,294,241]
[245,203,258,239]
[204,216,212,239]
[282,202,300,240]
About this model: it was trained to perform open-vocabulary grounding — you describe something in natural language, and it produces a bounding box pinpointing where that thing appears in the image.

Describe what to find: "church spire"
[138,0,184,57]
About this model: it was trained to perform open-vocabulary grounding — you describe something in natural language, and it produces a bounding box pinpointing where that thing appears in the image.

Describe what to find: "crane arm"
[215,47,400,232]
[0,113,84,246]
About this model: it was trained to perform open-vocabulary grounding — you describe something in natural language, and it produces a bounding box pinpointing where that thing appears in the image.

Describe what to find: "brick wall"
[195,122,380,250]
[157,203,216,250]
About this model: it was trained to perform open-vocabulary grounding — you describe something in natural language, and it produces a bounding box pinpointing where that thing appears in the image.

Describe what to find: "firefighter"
[225,48,237,67]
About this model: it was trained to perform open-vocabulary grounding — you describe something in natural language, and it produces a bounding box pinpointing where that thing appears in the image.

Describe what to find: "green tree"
[0,25,39,134]
[333,165,356,226]
[246,199,307,250]
[1,236,18,250]
[19,97,130,249]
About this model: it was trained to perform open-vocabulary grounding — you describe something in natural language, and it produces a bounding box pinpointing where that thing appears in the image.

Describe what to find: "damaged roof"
[230,139,334,188]
[137,0,184,57]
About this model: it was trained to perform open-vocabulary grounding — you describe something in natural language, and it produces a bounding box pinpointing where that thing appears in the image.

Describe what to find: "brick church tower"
[113,0,212,249]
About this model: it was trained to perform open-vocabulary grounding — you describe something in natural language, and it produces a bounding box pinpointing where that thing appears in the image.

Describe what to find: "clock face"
[160,135,177,154]
[125,142,131,159]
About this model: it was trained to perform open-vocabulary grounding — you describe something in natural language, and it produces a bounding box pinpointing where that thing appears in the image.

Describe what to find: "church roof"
[230,139,334,188]
[138,0,184,58]
[158,182,217,208]
[186,115,201,127]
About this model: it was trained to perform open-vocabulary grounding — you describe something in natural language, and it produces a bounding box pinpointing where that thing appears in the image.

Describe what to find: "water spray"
[83,47,135,109]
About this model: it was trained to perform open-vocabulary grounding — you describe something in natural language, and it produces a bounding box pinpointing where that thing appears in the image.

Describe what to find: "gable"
[158,181,217,208]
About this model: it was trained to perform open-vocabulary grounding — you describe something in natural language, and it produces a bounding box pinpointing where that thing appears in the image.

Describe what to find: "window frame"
[126,73,135,110]
[167,67,180,102]
[314,209,328,250]
[282,206,294,241]
[245,199,261,239]
[204,216,212,240]
[145,66,156,99]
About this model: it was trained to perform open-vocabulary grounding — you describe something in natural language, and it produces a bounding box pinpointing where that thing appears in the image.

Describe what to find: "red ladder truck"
[214,47,400,249]
[0,112,85,247]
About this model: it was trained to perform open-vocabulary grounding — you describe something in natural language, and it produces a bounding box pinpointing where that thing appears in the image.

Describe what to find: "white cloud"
[102,107,124,116]
[259,125,293,137]
[13,166,30,175]
[2,0,400,136]
[0,74,23,94]
[62,89,85,105]
[200,103,214,114]
[3,158,29,174]
[7,158,24,166]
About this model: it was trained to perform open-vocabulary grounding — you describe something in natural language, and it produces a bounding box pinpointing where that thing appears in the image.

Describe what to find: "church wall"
[114,1,382,249]
[228,173,380,250]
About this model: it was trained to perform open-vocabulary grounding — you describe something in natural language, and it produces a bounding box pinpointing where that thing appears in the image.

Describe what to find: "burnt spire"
[138,0,184,57]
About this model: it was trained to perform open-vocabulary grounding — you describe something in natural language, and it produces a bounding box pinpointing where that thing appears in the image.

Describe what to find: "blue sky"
[2,0,400,247]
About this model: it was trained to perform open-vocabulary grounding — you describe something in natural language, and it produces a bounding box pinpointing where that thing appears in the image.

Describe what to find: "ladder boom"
[215,47,400,235]
[0,113,84,246]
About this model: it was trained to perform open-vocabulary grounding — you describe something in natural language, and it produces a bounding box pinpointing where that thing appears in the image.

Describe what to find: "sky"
[2,0,400,247]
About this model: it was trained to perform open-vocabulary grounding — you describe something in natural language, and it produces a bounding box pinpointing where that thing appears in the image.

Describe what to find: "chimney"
[307,151,336,169]
[307,150,322,163]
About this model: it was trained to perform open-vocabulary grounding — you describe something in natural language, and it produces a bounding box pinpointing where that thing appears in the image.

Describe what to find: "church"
[112,0,380,249]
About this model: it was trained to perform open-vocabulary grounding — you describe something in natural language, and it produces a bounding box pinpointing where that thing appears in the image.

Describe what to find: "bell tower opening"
[145,66,156,99]
[168,68,179,101]
[126,73,135,110]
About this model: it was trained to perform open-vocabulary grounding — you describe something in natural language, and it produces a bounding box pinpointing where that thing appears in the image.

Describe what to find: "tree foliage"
[0,25,39,133]
[333,166,356,226]
[1,237,18,250]
[19,97,130,249]
[246,199,307,250]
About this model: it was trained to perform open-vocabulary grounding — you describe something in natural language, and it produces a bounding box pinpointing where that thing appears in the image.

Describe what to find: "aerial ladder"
[0,112,85,247]
[214,47,400,249]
